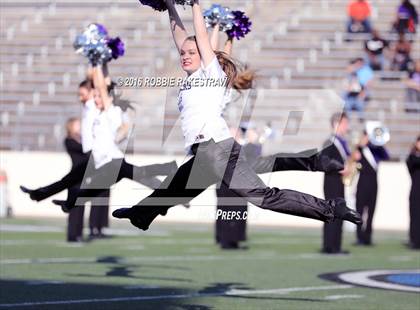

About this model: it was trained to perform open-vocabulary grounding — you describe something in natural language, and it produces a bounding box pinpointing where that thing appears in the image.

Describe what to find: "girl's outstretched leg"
[199,139,361,225]
[113,156,218,230]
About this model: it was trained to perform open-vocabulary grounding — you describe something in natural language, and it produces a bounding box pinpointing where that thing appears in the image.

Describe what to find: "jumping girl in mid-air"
[113,0,362,230]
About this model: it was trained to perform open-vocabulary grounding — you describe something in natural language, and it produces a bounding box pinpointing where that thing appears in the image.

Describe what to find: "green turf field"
[0,217,419,310]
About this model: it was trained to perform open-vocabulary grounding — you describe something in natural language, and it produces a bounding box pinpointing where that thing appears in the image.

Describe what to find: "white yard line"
[0,284,353,308]
[323,294,364,300]
[0,252,352,265]
[0,224,170,237]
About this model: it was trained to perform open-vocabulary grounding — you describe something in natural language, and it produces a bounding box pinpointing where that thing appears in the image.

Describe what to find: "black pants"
[67,187,85,241]
[409,186,420,248]
[356,178,377,245]
[33,158,174,203]
[251,148,321,174]
[68,159,167,207]
[215,183,248,246]
[133,139,335,223]
[89,189,110,233]
[322,175,345,253]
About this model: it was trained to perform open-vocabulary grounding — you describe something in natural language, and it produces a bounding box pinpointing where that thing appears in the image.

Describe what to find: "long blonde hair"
[233,63,256,91]
[215,51,238,89]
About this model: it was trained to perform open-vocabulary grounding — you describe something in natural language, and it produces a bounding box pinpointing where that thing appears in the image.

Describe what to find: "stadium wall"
[0,151,411,231]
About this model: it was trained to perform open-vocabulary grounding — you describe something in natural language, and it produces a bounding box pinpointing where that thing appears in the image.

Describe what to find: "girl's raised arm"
[164,0,188,52]
[223,36,233,56]
[192,1,215,67]
[102,63,112,87]
[93,65,112,110]
[210,23,220,51]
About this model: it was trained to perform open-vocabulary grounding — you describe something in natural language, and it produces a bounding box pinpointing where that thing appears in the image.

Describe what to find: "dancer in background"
[21,65,177,210]
[113,0,362,231]
[406,136,420,249]
[50,64,175,211]
[64,117,111,241]
[79,77,112,239]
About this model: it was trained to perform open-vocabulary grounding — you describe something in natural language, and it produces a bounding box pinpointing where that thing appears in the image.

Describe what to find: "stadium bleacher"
[0,0,418,159]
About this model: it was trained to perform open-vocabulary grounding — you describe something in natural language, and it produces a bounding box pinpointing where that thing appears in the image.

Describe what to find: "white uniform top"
[91,105,124,169]
[177,57,232,150]
[81,98,99,153]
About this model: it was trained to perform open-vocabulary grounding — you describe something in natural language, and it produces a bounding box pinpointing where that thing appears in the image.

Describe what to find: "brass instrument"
[342,154,362,187]
[342,132,363,187]
[365,121,390,147]
[342,121,390,186]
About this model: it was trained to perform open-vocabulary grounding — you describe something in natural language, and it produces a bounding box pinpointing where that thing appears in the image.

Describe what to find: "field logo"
[320,269,420,293]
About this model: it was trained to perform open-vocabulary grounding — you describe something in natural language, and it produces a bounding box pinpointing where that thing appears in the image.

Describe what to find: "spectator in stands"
[343,59,366,121]
[405,59,420,112]
[356,57,375,89]
[391,33,413,71]
[393,0,418,34]
[343,58,374,121]
[364,30,389,70]
[347,0,373,33]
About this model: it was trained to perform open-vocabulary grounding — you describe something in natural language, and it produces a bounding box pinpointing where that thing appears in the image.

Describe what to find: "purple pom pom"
[107,37,125,59]
[95,23,108,36]
[138,0,167,11]
[226,11,252,40]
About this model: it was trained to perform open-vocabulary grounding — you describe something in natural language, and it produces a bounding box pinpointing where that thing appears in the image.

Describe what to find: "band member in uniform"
[113,0,362,231]
[406,136,420,249]
[64,117,89,242]
[355,131,390,246]
[88,189,110,239]
[215,126,262,249]
[321,112,352,254]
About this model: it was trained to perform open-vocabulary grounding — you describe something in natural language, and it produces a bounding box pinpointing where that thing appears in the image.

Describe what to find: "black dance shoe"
[314,155,344,173]
[20,186,43,201]
[112,207,161,231]
[331,198,363,225]
[112,208,133,219]
[52,199,71,213]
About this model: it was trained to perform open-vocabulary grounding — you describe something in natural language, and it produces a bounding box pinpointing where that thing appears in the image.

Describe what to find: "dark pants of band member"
[68,159,165,207]
[67,187,85,241]
[89,189,111,233]
[215,183,247,246]
[133,138,334,223]
[356,175,377,244]
[322,174,345,253]
[409,184,420,248]
[34,158,172,203]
